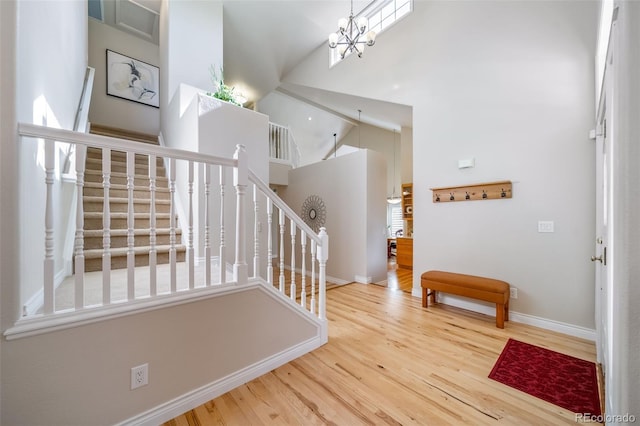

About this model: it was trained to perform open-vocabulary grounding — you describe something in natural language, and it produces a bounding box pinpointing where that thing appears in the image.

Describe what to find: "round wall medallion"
[301,195,326,233]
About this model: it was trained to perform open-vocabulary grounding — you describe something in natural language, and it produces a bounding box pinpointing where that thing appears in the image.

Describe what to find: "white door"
[594,25,614,400]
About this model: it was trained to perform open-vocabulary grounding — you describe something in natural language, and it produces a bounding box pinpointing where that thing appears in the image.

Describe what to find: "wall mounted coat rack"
[430,180,512,203]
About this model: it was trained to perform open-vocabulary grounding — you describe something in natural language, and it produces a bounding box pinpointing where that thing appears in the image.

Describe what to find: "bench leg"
[496,303,505,329]
[422,287,427,307]
[505,300,509,322]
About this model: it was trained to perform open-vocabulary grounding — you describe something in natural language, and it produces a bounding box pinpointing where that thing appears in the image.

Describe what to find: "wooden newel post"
[317,227,329,321]
[233,144,248,284]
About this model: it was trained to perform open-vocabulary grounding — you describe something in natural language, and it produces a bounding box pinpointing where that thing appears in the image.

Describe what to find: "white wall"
[16,0,88,314]
[0,0,18,417]
[280,150,387,284]
[339,122,403,200]
[163,0,223,107]
[2,287,319,425]
[88,18,160,135]
[283,1,598,329]
[400,126,413,184]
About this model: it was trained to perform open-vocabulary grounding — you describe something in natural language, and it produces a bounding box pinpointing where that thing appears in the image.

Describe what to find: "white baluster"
[219,165,226,284]
[169,158,177,293]
[233,145,248,284]
[126,152,135,300]
[317,228,329,321]
[300,231,307,309]
[266,198,273,285]
[279,209,285,293]
[253,184,259,278]
[74,145,86,310]
[43,141,55,314]
[204,164,211,286]
[290,221,296,301]
[284,128,290,162]
[149,154,157,296]
[311,240,317,315]
[102,148,111,305]
[187,160,194,289]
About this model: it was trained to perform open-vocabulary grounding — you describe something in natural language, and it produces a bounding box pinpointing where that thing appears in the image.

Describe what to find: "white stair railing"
[9,123,329,339]
[248,170,329,320]
[269,122,300,168]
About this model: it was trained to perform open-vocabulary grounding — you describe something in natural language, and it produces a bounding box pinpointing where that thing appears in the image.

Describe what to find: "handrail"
[74,67,95,133]
[248,170,321,245]
[18,123,237,168]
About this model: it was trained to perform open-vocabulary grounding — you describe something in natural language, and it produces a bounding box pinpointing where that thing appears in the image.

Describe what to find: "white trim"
[327,275,351,285]
[410,288,596,341]
[354,275,372,284]
[116,333,326,426]
[280,263,351,286]
[8,280,247,340]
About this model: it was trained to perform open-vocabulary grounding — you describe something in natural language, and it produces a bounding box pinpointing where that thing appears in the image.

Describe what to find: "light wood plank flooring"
[165,263,600,425]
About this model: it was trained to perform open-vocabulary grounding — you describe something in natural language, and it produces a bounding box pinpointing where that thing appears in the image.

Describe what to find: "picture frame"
[106,49,159,108]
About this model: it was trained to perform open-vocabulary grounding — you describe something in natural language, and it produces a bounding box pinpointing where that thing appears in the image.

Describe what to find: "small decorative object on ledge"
[430,180,512,203]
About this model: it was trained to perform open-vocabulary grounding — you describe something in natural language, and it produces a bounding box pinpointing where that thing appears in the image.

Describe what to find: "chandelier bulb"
[338,18,348,32]
[328,33,339,48]
[366,30,377,46]
[357,17,368,33]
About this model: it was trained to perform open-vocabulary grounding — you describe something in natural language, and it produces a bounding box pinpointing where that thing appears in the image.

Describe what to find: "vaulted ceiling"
[95,0,412,164]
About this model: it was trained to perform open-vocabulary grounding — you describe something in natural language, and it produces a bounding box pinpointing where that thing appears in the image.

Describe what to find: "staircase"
[83,125,186,272]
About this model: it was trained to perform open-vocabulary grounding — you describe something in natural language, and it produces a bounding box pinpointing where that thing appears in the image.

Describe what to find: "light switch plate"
[538,221,554,233]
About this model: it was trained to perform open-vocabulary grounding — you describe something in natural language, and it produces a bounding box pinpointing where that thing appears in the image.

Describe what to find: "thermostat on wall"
[458,158,475,169]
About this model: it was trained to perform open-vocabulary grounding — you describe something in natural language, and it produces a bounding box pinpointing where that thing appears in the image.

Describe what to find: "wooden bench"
[421,270,510,328]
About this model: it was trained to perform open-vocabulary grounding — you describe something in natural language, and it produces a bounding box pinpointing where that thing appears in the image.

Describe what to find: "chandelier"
[328,0,377,59]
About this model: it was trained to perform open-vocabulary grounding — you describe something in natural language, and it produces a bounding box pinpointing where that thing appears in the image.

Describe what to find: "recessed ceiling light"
[308,116,312,121]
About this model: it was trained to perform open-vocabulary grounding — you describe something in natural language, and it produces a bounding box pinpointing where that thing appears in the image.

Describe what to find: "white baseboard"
[279,264,351,286]
[410,288,596,341]
[354,275,372,284]
[117,335,326,426]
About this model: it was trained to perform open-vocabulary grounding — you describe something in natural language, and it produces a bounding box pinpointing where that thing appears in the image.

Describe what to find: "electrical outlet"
[510,287,518,299]
[131,363,148,390]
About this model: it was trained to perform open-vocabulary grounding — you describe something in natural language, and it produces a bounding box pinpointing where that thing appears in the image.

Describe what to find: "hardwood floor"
[165,262,600,425]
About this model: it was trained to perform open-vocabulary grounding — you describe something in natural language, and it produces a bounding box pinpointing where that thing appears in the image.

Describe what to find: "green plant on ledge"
[207,65,242,106]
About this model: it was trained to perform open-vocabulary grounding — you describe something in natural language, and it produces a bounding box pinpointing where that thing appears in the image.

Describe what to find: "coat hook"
[501,188,506,198]
[435,193,440,202]
[449,192,455,201]
[465,191,470,200]
[482,190,488,199]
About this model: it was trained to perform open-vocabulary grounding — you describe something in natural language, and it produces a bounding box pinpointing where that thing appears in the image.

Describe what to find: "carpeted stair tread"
[90,124,159,144]
[87,149,165,164]
[83,244,186,259]
[85,158,166,174]
[83,196,171,205]
[84,211,174,219]
[84,169,169,182]
[84,228,182,237]
[83,182,170,193]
